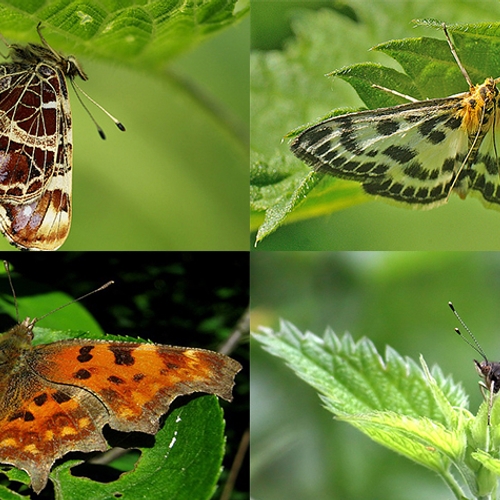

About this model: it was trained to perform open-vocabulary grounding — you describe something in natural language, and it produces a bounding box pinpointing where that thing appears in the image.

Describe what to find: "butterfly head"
[449,302,500,392]
[7,40,88,81]
[475,359,500,394]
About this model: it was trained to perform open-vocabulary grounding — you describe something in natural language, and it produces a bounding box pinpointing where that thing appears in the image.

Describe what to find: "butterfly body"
[475,358,500,394]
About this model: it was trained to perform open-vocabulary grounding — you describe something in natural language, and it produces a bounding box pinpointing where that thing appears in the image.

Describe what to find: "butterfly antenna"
[34,23,125,139]
[3,260,19,323]
[70,80,126,139]
[34,280,115,324]
[449,301,488,361]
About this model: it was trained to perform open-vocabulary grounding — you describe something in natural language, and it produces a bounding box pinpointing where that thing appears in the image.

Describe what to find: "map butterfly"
[290,24,500,210]
[0,24,124,250]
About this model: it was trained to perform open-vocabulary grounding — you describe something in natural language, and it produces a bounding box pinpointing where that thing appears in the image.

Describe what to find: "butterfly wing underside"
[0,63,71,250]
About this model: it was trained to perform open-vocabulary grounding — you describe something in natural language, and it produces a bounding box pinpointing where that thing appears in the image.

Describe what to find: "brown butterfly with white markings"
[0,24,125,250]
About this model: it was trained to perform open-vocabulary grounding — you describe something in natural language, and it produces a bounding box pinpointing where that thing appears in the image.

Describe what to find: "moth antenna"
[442,23,473,88]
[449,301,488,361]
[3,260,19,324]
[36,22,60,62]
[33,280,115,324]
[69,80,106,139]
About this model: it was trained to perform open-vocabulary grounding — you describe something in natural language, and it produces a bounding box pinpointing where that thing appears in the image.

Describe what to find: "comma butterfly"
[0,268,242,493]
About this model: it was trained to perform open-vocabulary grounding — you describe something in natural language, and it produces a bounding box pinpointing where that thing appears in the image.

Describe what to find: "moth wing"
[467,127,500,208]
[291,97,471,208]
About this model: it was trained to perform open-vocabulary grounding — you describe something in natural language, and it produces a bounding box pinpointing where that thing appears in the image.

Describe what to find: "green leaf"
[252,320,487,498]
[0,0,248,68]
[0,271,104,334]
[251,10,500,244]
[254,321,468,419]
[51,396,226,500]
[251,142,368,243]
[341,411,463,473]
[1,395,226,498]
[330,63,417,108]
[470,450,499,496]
[0,483,25,499]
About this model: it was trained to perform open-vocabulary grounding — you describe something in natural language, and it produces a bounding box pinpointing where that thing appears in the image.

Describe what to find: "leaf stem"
[441,469,469,499]
[164,67,249,153]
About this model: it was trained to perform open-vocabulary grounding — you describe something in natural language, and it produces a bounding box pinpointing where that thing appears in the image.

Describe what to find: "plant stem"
[164,67,249,153]
[442,469,470,500]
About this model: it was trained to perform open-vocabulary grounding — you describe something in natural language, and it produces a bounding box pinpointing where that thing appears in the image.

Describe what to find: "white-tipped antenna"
[448,301,488,361]
[3,260,114,325]
[33,23,125,140]
[70,80,126,140]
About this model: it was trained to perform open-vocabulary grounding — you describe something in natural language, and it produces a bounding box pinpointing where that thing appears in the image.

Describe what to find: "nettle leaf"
[252,320,500,499]
[251,16,500,244]
[51,396,226,500]
[254,321,468,420]
[0,0,247,70]
[469,450,500,497]
[1,396,226,499]
[330,63,417,109]
[342,412,463,473]
[251,117,367,244]
[467,398,500,495]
